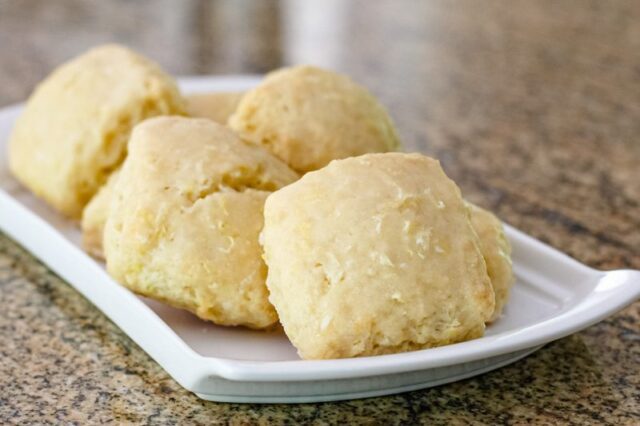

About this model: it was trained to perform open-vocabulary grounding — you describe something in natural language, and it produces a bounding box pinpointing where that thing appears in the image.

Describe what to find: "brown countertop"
[0,1,638,424]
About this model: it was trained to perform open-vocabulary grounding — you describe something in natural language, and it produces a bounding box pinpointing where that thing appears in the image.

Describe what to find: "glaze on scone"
[261,153,494,359]
[467,202,514,321]
[187,92,245,124]
[8,44,186,218]
[104,117,298,329]
[228,65,401,173]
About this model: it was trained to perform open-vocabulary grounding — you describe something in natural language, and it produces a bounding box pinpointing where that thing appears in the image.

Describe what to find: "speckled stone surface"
[0,0,638,424]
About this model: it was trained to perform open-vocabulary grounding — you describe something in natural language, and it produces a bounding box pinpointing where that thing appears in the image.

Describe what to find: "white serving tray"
[1,76,638,403]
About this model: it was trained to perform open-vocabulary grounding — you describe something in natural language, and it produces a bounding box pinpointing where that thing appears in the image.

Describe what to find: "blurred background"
[1,0,638,267]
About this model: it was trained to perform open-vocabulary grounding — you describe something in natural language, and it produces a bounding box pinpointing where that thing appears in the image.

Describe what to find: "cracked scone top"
[228,65,401,173]
[8,44,186,218]
[82,92,247,260]
[104,117,298,329]
[261,153,495,359]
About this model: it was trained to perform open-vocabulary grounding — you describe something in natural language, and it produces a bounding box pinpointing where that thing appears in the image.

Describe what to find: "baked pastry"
[187,92,245,124]
[103,117,298,329]
[467,202,514,321]
[81,91,248,258]
[81,169,120,259]
[8,44,186,218]
[228,65,401,173]
[261,153,494,359]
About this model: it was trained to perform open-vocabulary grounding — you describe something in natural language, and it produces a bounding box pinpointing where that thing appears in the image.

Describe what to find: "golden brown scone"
[104,117,298,329]
[228,65,401,173]
[261,153,494,359]
[466,202,514,322]
[187,92,245,124]
[81,170,120,259]
[8,44,186,218]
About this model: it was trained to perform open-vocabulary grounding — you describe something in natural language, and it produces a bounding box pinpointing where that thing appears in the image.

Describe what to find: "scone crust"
[262,153,494,359]
[228,65,401,173]
[104,117,298,328]
[83,91,246,256]
[81,169,120,259]
[187,92,245,124]
[467,203,514,321]
[8,44,186,218]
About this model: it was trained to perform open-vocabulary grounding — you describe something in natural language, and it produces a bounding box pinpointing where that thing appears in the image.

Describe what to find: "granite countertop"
[0,1,638,424]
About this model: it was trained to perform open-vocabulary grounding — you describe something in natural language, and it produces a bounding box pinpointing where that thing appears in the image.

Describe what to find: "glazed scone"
[8,44,186,218]
[261,153,495,359]
[467,202,514,321]
[228,65,401,173]
[104,117,298,329]
[187,92,245,124]
[81,170,120,259]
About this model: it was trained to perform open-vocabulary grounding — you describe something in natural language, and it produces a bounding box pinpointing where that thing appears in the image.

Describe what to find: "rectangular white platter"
[0,75,638,403]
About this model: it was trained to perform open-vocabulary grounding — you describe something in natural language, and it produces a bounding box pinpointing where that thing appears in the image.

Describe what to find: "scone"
[104,117,298,329]
[81,91,246,258]
[81,170,120,259]
[187,92,245,124]
[228,65,401,173]
[261,153,495,359]
[8,44,186,218]
[467,202,514,321]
